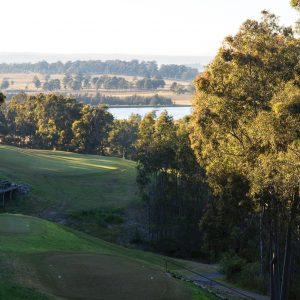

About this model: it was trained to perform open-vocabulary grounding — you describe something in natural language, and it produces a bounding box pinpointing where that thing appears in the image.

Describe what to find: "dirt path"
[190,272,269,300]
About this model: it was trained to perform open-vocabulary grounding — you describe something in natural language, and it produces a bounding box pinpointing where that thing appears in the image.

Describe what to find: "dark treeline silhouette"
[0,60,198,80]
[135,112,209,258]
[5,92,173,106]
[77,93,173,106]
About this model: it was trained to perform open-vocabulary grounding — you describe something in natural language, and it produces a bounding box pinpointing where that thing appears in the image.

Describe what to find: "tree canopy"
[191,11,300,299]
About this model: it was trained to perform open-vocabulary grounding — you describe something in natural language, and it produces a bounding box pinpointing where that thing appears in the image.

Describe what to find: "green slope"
[0,214,215,300]
[0,145,137,214]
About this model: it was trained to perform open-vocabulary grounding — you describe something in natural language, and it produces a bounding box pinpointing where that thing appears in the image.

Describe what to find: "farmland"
[0,73,193,105]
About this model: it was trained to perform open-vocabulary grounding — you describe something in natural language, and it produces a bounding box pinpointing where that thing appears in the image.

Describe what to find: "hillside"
[0,145,139,241]
[0,214,215,300]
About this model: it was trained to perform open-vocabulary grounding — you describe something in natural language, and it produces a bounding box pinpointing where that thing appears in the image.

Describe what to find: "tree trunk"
[280,191,299,300]
[270,196,281,300]
[260,208,264,277]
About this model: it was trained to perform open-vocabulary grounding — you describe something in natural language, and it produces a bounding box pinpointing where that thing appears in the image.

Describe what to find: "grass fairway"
[0,214,214,300]
[0,145,137,215]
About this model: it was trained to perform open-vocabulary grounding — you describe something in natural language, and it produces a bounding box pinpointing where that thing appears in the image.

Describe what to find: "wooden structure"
[0,181,18,207]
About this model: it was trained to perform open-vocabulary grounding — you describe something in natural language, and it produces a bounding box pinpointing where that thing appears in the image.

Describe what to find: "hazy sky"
[1,0,298,56]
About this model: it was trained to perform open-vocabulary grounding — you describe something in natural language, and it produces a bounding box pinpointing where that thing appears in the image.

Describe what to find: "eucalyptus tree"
[190,12,300,299]
[108,114,141,159]
[72,105,113,154]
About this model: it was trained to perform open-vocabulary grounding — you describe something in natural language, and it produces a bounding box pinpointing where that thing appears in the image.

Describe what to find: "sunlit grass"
[0,145,138,212]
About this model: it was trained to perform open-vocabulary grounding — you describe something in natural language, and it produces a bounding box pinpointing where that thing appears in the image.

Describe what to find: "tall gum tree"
[190,12,300,299]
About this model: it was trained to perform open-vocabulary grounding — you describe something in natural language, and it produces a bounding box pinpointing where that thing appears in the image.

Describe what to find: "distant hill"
[0,52,212,71]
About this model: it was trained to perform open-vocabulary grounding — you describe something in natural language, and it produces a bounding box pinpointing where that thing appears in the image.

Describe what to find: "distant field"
[0,214,215,300]
[0,73,193,105]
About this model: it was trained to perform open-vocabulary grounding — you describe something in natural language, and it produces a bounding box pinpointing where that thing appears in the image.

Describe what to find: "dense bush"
[220,253,266,292]
[220,252,247,280]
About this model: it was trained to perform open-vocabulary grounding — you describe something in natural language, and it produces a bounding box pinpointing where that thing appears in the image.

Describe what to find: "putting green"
[29,252,191,300]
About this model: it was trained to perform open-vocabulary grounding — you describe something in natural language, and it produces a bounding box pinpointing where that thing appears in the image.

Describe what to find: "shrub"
[220,253,267,293]
[240,262,266,292]
[220,252,246,280]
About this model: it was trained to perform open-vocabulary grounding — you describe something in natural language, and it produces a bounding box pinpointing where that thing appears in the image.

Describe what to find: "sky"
[1,0,298,57]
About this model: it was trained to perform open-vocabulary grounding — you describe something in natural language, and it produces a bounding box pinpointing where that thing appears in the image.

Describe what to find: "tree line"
[32,74,167,92]
[189,10,300,299]
[0,93,113,154]
[5,92,173,107]
[0,59,198,80]
[76,93,173,106]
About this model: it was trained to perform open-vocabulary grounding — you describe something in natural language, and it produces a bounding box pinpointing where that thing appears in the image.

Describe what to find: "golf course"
[0,145,138,213]
[0,146,217,299]
[0,214,215,299]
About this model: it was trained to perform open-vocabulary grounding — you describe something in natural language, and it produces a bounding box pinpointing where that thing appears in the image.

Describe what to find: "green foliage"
[0,79,9,90]
[170,82,194,94]
[91,75,130,89]
[220,253,266,293]
[190,284,217,300]
[135,77,166,90]
[1,93,113,154]
[191,10,300,298]
[71,209,124,228]
[0,92,5,105]
[136,112,208,256]
[0,283,53,300]
[43,79,61,91]
[239,263,265,292]
[291,0,300,10]
[108,114,141,159]
[32,76,41,89]
[72,104,113,154]
[75,93,173,106]
[220,253,247,280]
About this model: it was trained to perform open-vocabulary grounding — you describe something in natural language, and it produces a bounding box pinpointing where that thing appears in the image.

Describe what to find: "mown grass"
[0,146,216,299]
[0,145,138,214]
[0,214,215,300]
[0,283,54,300]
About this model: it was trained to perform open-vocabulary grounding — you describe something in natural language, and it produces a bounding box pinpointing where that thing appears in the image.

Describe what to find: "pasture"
[0,214,215,300]
[0,73,193,105]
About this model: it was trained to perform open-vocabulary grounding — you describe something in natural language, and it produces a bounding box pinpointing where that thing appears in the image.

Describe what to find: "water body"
[108,106,192,120]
